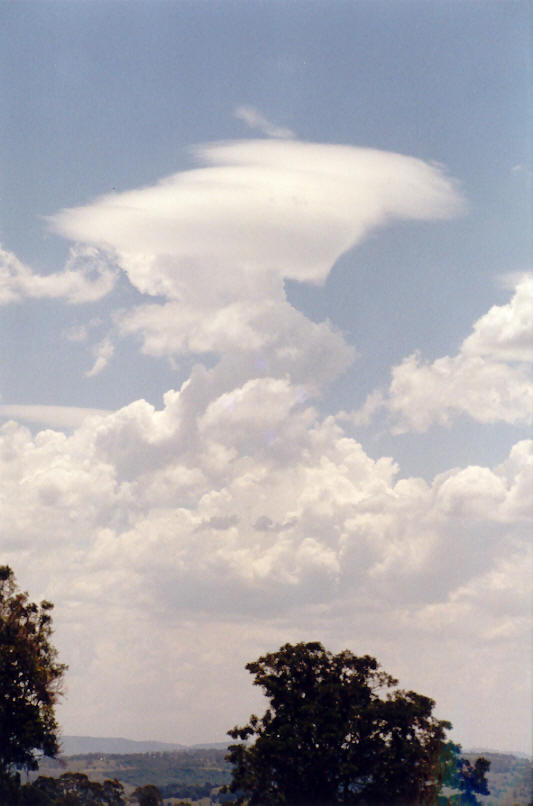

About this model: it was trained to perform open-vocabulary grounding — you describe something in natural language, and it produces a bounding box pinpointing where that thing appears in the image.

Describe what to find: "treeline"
[460,754,532,806]
[38,748,231,799]
[0,773,162,805]
[36,749,532,805]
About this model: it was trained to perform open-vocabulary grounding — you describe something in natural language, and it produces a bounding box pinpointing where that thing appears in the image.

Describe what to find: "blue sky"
[1,1,531,754]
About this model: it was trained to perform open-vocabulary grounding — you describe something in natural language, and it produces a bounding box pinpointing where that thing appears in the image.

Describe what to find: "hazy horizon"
[58,733,531,758]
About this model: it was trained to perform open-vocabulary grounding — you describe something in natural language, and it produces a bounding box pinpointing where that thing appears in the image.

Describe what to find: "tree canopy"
[0,565,67,794]
[131,784,164,806]
[226,642,490,805]
[444,752,491,805]
[21,773,127,805]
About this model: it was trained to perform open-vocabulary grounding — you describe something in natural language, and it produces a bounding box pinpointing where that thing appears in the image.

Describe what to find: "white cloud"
[432,441,533,522]
[388,351,532,432]
[338,390,385,427]
[3,378,529,604]
[379,276,533,432]
[118,298,354,391]
[5,139,529,751]
[0,404,111,429]
[234,105,296,138]
[50,140,463,387]
[411,546,532,653]
[1,370,530,743]
[511,163,532,177]
[462,275,533,362]
[64,324,89,343]
[0,244,116,304]
[63,317,103,343]
[85,336,115,377]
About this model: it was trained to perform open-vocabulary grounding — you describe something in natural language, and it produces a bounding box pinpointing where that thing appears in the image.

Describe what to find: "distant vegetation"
[38,749,231,801]
[461,753,532,806]
[1,567,531,805]
[36,748,532,805]
[59,737,189,756]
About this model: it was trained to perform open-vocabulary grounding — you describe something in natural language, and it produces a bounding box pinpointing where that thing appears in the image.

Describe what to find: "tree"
[457,756,491,803]
[0,565,67,793]
[436,746,491,805]
[226,642,490,805]
[21,773,126,805]
[131,784,163,805]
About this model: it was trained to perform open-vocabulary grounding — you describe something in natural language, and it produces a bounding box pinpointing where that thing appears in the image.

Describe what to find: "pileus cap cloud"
[51,140,464,291]
[48,140,464,380]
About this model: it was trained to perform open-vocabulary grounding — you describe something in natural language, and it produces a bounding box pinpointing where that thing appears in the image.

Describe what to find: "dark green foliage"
[438,743,491,805]
[37,748,231,801]
[0,766,24,803]
[131,783,163,805]
[226,642,485,805]
[159,781,216,800]
[20,772,126,805]
[472,752,532,805]
[0,566,67,790]
[457,755,491,803]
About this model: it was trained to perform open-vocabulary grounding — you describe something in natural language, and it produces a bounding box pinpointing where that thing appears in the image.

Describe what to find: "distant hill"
[462,752,532,805]
[59,735,187,755]
[38,746,231,801]
[190,742,229,751]
[465,747,532,761]
[38,747,531,805]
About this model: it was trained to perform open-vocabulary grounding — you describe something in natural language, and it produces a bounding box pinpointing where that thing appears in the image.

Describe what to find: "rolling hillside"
[36,746,532,805]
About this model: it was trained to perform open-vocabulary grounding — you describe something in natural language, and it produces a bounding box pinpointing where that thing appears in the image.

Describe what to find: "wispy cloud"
[234,105,295,138]
[63,317,103,343]
[85,336,115,377]
[0,404,110,429]
[511,163,532,177]
[0,245,116,304]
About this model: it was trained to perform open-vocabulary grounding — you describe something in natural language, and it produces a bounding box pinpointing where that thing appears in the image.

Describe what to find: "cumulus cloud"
[388,352,532,432]
[1,374,530,744]
[462,274,533,362]
[3,379,530,607]
[6,139,529,749]
[0,244,116,304]
[377,276,533,432]
[49,140,463,386]
[118,298,354,391]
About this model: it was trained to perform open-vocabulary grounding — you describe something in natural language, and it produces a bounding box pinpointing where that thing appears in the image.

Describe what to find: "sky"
[0,0,531,755]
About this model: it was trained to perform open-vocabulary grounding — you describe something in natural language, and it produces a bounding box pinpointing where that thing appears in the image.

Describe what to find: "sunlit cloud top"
[50,140,464,294]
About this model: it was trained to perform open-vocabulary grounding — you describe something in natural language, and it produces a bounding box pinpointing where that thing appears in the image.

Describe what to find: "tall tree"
[226,642,489,805]
[0,565,67,794]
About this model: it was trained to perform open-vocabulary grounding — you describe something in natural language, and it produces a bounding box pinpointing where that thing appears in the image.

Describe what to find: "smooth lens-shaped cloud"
[50,140,464,294]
